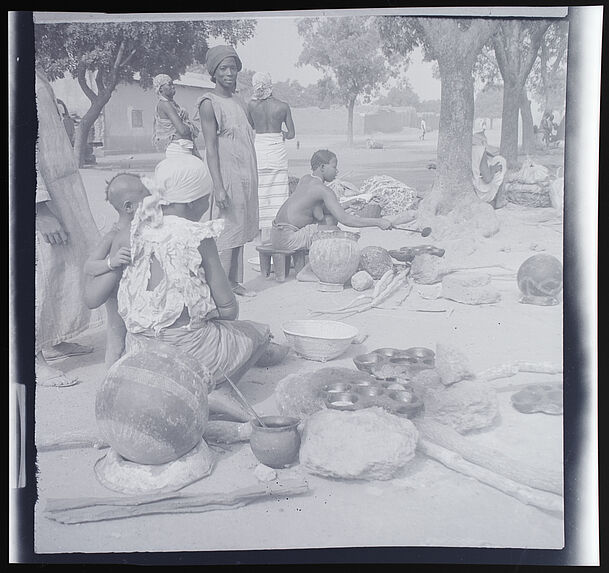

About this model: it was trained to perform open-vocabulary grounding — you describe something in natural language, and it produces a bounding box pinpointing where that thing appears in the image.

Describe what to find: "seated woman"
[471,131,507,208]
[117,150,284,421]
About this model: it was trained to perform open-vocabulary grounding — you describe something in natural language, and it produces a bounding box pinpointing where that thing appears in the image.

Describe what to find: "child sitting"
[271,149,393,252]
[83,173,149,368]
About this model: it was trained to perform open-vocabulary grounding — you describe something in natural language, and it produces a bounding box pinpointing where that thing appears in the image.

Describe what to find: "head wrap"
[153,74,172,95]
[205,45,242,79]
[137,154,212,227]
[252,71,273,100]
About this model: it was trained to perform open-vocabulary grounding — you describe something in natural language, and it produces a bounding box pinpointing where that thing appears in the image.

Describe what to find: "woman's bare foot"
[43,342,94,361]
[35,353,79,387]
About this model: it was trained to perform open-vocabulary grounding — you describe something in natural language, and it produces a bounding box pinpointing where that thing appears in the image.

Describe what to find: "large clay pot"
[96,343,211,465]
[309,230,361,291]
[517,254,563,305]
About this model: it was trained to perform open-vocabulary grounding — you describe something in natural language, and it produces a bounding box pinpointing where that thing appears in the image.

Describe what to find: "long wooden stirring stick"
[219,367,268,428]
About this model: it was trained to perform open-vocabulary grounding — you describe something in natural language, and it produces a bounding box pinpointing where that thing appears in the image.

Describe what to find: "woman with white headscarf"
[152,73,201,157]
[117,148,280,421]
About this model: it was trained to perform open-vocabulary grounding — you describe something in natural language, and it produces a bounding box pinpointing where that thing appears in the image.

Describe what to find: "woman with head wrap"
[152,73,201,157]
[194,45,259,297]
[117,147,284,421]
[247,71,296,244]
[471,130,507,207]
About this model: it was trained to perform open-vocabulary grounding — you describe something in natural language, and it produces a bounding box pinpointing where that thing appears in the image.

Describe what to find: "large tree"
[35,20,256,166]
[492,20,551,167]
[527,20,569,114]
[297,16,394,145]
[380,16,497,214]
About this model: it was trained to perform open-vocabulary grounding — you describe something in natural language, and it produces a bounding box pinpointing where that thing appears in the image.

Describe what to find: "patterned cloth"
[126,319,269,388]
[252,71,273,100]
[118,213,269,387]
[118,216,225,334]
[271,221,319,251]
[194,92,259,251]
[35,69,102,353]
[152,97,199,153]
[255,133,289,230]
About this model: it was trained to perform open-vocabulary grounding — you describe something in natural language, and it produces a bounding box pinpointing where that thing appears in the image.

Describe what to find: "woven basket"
[282,320,359,362]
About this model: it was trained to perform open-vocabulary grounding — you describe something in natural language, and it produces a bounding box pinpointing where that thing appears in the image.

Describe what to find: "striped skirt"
[255,133,289,230]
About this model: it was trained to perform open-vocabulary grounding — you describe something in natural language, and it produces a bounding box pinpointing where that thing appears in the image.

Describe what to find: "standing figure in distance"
[247,71,295,245]
[152,74,201,158]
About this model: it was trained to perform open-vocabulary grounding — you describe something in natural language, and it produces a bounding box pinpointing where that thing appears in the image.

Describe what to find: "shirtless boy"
[83,173,149,367]
[271,149,392,252]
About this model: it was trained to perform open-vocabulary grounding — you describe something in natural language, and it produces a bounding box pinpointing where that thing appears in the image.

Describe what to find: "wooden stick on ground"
[44,478,310,524]
[417,439,563,514]
[415,418,563,496]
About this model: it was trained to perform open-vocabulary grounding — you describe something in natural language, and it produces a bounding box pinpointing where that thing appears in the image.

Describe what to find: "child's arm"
[83,231,130,309]
[84,229,118,277]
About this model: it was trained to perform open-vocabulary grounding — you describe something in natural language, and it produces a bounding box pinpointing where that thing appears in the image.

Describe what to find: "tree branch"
[77,63,97,103]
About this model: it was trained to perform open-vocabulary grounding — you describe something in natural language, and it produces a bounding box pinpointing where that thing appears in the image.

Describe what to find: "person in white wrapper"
[34,68,101,386]
[247,71,295,245]
[471,131,507,208]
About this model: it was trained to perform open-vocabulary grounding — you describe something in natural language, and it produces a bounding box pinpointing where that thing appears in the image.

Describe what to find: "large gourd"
[359,245,394,279]
[96,343,211,465]
[309,230,361,291]
[517,254,563,304]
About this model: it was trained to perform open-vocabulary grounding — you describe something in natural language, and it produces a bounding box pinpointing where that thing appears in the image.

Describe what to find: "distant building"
[51,71,215,155]
[102,72,214,154]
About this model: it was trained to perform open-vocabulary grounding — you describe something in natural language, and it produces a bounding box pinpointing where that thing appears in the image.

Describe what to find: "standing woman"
[152,74,201,157]
[195,46,258,297]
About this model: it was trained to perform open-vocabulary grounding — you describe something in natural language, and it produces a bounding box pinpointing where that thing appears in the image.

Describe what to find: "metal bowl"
[353,352,385,374]
[404,347,435,368]
[323,382,353,394]
[325,392,360,411]
[356,385,384,397]
[373,348,402,359]
[388,390,415,404]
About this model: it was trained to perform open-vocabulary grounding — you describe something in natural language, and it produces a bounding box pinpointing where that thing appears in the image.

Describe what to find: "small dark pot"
[250,416,301,469]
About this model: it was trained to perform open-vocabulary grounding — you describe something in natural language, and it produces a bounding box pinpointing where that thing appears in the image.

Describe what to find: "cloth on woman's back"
[255,132,289,230]
[118,215,225,334]
[35,69,103,353]
[194,92,259,251]
[126,319,270,388]
[271,221,319,251]
[152,97,199,153]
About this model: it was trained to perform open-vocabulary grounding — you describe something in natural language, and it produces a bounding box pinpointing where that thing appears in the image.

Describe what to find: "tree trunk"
[417,18,498,215]
[494,20,551,170]
[346,97,356,146]
[74,99,107,167]
[500,81,522,169]
[520,90,535,155]
[433,62,477,213]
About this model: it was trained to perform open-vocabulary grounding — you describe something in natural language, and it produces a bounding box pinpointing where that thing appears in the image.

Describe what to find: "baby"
[83,173,149,368]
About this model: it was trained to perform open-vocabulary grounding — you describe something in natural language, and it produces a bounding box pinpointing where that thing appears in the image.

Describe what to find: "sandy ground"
[33,138,565,554]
